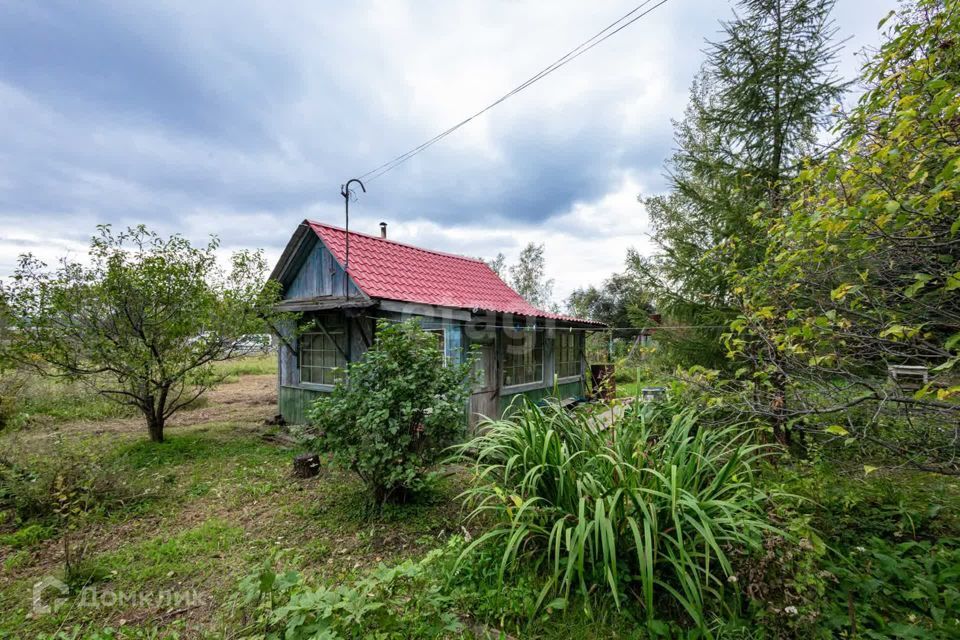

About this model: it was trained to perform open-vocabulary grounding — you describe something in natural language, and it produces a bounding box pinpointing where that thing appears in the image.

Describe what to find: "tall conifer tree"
[639,0,846,369]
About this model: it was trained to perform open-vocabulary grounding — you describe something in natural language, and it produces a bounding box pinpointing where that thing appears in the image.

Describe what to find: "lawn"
[0,359,466,638]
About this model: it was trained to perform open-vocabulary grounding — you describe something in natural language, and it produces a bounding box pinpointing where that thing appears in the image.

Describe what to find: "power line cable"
[367,315,727,331]
[358,0,672,183]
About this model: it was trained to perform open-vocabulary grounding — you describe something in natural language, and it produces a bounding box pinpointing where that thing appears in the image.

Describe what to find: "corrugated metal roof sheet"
[306,220,601,325]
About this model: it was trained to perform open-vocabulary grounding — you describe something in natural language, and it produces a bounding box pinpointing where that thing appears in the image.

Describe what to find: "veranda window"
[426,328,447,364]
[300,318,347,386]
[503,329,543,387]
[555,331,580,379]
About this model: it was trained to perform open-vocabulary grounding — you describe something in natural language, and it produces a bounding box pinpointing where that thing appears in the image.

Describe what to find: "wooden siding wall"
[285,236,362,299]
[278,385,326,425]
[499,380,583,416]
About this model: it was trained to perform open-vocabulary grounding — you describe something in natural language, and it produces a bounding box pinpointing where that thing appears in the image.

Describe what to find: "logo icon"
[32,575,68,615]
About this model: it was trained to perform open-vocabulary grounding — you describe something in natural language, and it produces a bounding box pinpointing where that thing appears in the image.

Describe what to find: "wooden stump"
[292,453,321,478]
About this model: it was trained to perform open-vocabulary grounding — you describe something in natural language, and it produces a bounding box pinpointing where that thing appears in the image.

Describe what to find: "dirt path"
[168,374,277,427]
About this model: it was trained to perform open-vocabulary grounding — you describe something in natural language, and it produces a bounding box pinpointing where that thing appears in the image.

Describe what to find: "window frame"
[501,328,544,390]
[298,318,347,388]
[554,330,582,381]
[426,328,447,364]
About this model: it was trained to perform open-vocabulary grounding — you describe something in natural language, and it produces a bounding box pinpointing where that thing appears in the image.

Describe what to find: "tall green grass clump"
[456,398,776,632]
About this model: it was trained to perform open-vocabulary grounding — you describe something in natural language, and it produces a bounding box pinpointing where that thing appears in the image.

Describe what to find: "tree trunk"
[771,371,790,448]
[142,388,168,443]
[293,453,321,478]
[147,414,165,443]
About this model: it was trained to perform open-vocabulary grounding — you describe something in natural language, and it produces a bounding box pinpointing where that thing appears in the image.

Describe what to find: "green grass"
[98,518,246,584]
[0,390,465,637]
[0,523,55,549]
[1,355,275,429]
[5,356,954,638]
[111,427,286,470]
[12,377,138,424]
[214,353,277,381]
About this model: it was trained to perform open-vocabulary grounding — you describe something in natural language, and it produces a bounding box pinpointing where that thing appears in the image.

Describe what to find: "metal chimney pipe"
[379,222,387,239]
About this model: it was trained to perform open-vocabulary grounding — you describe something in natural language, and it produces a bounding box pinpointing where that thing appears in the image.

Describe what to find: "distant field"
[213,352,277,380]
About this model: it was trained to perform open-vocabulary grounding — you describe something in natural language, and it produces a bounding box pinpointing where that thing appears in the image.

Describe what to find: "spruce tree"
[640,0,846,369]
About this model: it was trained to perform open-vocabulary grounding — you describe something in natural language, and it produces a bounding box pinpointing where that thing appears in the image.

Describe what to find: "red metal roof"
[307,220,600,325]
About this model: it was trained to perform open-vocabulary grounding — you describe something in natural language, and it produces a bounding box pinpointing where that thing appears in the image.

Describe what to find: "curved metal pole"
[340,178,366,299]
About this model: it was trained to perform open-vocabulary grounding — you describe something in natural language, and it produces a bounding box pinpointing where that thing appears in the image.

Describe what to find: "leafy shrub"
[821,538,960,638]
[235,545,463,639]
[736,510,832,638]
[0,446,146,525]
[455,399,776,632]
[307,320,474,505]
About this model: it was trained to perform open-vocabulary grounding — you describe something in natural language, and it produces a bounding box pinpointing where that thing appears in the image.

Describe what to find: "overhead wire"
[358,0,673,183]
[366,315,727,332]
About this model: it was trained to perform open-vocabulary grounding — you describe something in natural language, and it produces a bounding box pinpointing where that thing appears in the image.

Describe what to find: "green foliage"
[779,466,960,548]
[738,510,832,638]
[0,225,286,443]
[235,544,463,639]
[455,399,776,633]
[725,0,960,471]
[742,463,960,638]
[487,243,557,310]
[0,370,24,430]
[640,0,845,369]
[307,320,474,505]
[567,271,652,328]
[508,243,556,310]
[0,445,147,526]
[0,522,55,548]
[824,538,960,638]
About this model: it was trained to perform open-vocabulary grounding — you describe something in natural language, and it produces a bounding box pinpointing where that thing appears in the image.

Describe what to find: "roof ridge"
[306,220,487,264]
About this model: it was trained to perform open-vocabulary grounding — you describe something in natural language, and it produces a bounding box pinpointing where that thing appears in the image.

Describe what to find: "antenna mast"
[339,178,366,299]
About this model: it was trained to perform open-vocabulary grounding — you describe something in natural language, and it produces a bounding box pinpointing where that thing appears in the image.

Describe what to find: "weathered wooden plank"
[499,380,584,416]
[377,300,471,322]
[279,385,329,424]
[275,297,374,312]
[285,236,362,300]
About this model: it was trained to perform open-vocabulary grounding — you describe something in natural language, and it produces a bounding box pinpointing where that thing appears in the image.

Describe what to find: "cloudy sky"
[0,0,894,303]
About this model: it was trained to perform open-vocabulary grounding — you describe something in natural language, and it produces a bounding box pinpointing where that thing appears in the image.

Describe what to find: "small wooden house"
[269,220,604,425]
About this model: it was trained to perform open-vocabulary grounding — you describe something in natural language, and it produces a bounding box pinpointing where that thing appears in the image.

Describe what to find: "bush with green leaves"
[455,399,776,633]
[0,445,148,526]
[307,319,474,505]
[822,537,960,639]
[234,545,463,639]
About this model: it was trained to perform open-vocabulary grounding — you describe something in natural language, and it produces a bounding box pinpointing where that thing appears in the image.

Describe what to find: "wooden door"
[469,342,498,431]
